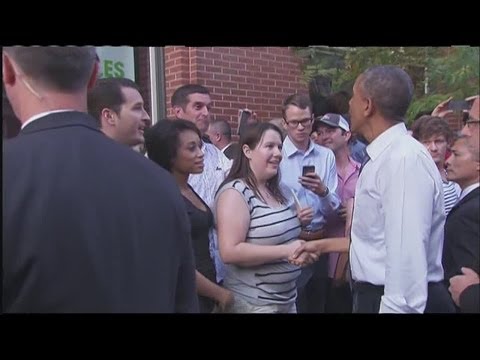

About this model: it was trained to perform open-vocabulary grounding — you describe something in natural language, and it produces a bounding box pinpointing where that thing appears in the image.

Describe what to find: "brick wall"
[164,46,192,115]
[164,47,306,135]
[444,113,464,133]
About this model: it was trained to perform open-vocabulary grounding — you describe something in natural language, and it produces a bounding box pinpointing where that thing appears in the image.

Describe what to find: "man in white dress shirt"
[279,94,341,313]
[348,65,455,313]
[171,84,232,283]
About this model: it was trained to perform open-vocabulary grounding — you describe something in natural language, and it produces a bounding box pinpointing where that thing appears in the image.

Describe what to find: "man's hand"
[299,173,328,197]
[288,241,323,266]
[289,251,319,267]
[337,204,347,220]
[216,288,235,312]
[466,95,479,120]
[431,97,453,118]
[296,206,314,227]
[448,267,480,306]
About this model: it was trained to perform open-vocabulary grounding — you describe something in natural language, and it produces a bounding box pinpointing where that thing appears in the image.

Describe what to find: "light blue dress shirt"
[279,136,341,231]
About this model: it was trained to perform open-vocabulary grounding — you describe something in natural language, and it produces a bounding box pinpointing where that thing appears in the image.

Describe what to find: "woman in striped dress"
[215,122,316,313]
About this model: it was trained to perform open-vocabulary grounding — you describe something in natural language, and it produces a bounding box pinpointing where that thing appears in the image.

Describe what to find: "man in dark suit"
[443,135,480,312]
[449,268,479,313]
[205,119,239,160]
[447,96,480,313]
[2,46,198,313]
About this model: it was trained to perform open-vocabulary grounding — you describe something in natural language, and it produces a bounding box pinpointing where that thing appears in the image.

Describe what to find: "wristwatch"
[319,187,329,197]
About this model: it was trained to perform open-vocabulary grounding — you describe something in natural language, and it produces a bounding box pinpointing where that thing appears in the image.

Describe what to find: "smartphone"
[448,100,470,112]
[302,165,315,176]
[238,109,252,137]
[238,109,252,125]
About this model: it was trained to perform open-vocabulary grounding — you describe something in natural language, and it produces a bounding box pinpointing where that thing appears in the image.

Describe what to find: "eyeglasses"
[285,117,313,128]
[464,116,480,127]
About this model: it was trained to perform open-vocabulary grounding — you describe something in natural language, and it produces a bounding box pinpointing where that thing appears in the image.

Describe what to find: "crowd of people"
[3,46,479,313]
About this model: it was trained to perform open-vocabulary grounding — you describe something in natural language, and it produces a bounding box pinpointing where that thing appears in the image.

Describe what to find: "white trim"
[149,47,159,125]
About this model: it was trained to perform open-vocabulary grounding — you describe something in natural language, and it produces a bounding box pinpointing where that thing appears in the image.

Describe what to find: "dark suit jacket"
[3,111,198,313]
[460,284,479,313]
[223,142,240,161]
[443,187,480,283]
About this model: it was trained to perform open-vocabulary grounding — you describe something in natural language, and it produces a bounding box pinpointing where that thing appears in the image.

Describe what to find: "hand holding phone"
[302,165,315,176]
[447,100,470,112]
[238,109,252,124]
[238,109,256,136]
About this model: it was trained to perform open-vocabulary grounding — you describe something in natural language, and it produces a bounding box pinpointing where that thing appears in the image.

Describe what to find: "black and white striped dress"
[215,179,302,307]
[443,180,460,216]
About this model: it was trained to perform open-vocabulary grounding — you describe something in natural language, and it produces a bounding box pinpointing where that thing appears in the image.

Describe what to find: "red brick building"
[136,46,307,136]
[3,47,467,139]
[113,47,472,134]
[3,47,306,139]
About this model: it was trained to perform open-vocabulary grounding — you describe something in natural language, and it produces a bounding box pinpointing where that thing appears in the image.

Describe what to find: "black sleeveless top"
[183,186,217,313]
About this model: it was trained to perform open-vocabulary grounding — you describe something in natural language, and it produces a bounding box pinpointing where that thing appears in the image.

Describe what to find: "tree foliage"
[294,46,479,125]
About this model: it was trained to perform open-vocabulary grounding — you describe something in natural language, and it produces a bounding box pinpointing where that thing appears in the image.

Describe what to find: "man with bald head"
[206,119,239,160]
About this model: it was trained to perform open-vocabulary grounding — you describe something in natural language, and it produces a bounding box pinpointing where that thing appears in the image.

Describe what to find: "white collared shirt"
[188,142,232,209]
[459,182,480,201]
[280,136,340,231]
[21,109,76,129]
[350,123,446,313]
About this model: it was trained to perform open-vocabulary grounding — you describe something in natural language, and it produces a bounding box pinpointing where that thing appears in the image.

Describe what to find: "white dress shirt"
[21,109,76,129]
[350,123,446,313]
[188,142,232,209]
[279,136,341,231]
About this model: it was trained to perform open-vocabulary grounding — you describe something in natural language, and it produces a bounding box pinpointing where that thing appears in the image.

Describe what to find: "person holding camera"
[279,94,341,313]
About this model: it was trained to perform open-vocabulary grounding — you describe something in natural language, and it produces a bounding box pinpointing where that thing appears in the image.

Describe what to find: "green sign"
[96,46,135,80]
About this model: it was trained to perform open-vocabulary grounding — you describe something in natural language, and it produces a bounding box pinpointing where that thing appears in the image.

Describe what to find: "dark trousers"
[352,281,457,313]
[325,278,353,313]
[296,255,329,313]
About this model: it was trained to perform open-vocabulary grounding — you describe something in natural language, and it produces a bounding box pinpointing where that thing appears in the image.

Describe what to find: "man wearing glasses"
[279,94,341,313]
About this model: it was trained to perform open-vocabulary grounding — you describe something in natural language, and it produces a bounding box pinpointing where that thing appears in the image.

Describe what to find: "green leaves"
[294,46,479,123]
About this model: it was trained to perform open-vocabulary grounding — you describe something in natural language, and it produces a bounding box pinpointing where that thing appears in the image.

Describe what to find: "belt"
[352,281,384,292]
[352,281,445,293]
[299,227,325,241]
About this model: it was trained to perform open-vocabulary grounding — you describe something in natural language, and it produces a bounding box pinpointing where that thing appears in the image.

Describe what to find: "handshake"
[287,237,351,267]
[286,240,322,267]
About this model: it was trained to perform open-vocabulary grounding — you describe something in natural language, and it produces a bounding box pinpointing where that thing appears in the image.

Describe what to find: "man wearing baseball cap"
[316,113,361,313]
[318,113,351,132]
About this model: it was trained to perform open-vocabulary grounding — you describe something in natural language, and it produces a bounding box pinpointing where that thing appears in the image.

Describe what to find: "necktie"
[359,153,371,175]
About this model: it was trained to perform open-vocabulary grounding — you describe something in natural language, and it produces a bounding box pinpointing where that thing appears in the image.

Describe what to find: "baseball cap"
[318,113,350,132]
